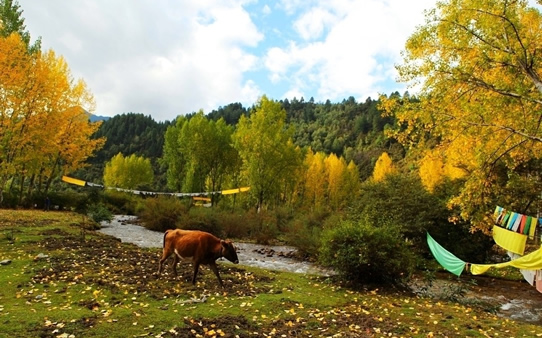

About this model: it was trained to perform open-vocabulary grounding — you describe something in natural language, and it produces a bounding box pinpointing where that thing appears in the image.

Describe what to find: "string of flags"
[494,206,537,239]
[61,176,250,197]
[427,205,542,293]
[492,206,540,255]
[427,232,542,277]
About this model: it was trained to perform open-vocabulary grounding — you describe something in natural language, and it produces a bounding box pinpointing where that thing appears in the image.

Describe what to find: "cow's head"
[221,240,239,264]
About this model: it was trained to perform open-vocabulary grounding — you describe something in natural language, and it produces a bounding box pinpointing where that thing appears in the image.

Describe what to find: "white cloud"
[265,0,436,102]
[19,0,263,121]
[293,8,336,40]
[262,4,272,15]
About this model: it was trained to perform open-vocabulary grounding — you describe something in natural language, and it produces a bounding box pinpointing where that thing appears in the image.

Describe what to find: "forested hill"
[79,113,172,184]
[81,94,402,187]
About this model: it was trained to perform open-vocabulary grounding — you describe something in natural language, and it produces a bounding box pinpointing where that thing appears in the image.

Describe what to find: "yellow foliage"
[0,33,104,195]
[419,151,444,193]
[298,149,360,211]
[372,152,396,182]
[384,0,542,229]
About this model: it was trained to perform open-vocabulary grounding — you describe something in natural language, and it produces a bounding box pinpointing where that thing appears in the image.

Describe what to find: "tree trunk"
[18,173,25,205]
[27,174,36,197]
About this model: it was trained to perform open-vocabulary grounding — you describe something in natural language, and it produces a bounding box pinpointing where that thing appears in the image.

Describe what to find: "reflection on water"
[99,215,333,276]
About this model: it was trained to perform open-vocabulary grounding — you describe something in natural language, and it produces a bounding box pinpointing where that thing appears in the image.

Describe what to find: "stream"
[98,215,334,276]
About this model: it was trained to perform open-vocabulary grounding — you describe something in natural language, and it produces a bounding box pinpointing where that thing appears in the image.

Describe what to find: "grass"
[1,209,541,337]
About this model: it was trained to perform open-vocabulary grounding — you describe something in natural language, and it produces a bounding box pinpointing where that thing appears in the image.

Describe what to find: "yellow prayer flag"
[471,248,542,275]
[62,176,86,187]
[193,196,211,202]
[221,187,250,195]
[221,188,240,195]
[529,217,538,239]
[492,225,527,255]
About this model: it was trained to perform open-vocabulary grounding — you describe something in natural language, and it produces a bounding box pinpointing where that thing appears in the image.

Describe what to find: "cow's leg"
[208,262,224,287]
[157,249,172,276]
[172,254,180,277]
[192,262,201,285]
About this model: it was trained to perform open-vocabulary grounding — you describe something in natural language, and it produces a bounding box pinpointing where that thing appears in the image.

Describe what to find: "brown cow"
[157,229,239,287]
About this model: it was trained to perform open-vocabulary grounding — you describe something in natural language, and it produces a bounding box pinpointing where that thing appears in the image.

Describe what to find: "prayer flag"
[492,225,527,255]
[426,233,466,277]
[62,176,86,187]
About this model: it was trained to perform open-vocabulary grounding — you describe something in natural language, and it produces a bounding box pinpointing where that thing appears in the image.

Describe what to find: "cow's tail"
[163,229,171,248]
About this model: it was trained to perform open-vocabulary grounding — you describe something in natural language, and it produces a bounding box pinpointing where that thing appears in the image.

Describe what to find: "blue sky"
[19,0,437,121]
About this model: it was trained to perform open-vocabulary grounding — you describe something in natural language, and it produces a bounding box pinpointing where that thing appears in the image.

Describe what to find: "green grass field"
[1,210,541,337]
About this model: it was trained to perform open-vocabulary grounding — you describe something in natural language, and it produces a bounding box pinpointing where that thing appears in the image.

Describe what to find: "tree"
[162,117,187,192]
[233,96,302,211]
[0,0,40,53]
[303,150,327,210]
[0,33,104,204]
[103,153,154,190]
[372,152,396,182]
[325,153,349,210]
[381,0,542,228]
[178,111,239,199]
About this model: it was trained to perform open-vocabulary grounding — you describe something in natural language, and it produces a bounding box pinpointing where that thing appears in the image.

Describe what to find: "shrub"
[214,211,252,239]
[177,208,224,237]
[104,190,142,215]
[87,203,113,224]
[319,220,416,285]
[283,217,322,258]
[138,196,188,232]
[247,210,279,244]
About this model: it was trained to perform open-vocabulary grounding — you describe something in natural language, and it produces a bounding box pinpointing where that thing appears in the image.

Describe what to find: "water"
[99,215,333,276]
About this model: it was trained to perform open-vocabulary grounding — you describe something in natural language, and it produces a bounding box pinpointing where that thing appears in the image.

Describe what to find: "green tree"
[233,96,302,211]
[103,153,154,190]
[162,117,187,192]
[0,0,40,53]
[382,0,542,229]
[179,111,239,198]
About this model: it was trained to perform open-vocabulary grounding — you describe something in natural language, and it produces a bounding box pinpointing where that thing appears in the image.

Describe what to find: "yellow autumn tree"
[0,33,104,203]
[419,150,445,193]
[325,153,355,210]
[344,160,361,199]
[381,0,542,229]
[0,33,33,201]
[372,152,396,182]
[303,150,327,210]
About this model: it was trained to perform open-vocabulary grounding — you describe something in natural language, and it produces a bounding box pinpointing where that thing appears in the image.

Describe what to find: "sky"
[19,0,438,122]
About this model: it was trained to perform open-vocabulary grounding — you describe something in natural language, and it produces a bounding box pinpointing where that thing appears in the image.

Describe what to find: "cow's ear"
[220,240,226,246]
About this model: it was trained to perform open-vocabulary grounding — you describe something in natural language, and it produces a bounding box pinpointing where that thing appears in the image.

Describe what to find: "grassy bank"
[0,210,540,337]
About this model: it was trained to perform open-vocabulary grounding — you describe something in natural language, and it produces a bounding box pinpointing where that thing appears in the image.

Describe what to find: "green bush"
[104,190,142,215]
[319,220,416,285]
[177,207,224,237]
[283,212,330,258]
[138,196,188,232]
[214,210,252,239]
[247,210,279,244]
[87,203,113,224]
[48,190,89,211]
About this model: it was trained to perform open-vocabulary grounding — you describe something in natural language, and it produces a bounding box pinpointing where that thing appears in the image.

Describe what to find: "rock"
[34,253,49,260]
[0,259,11,265]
